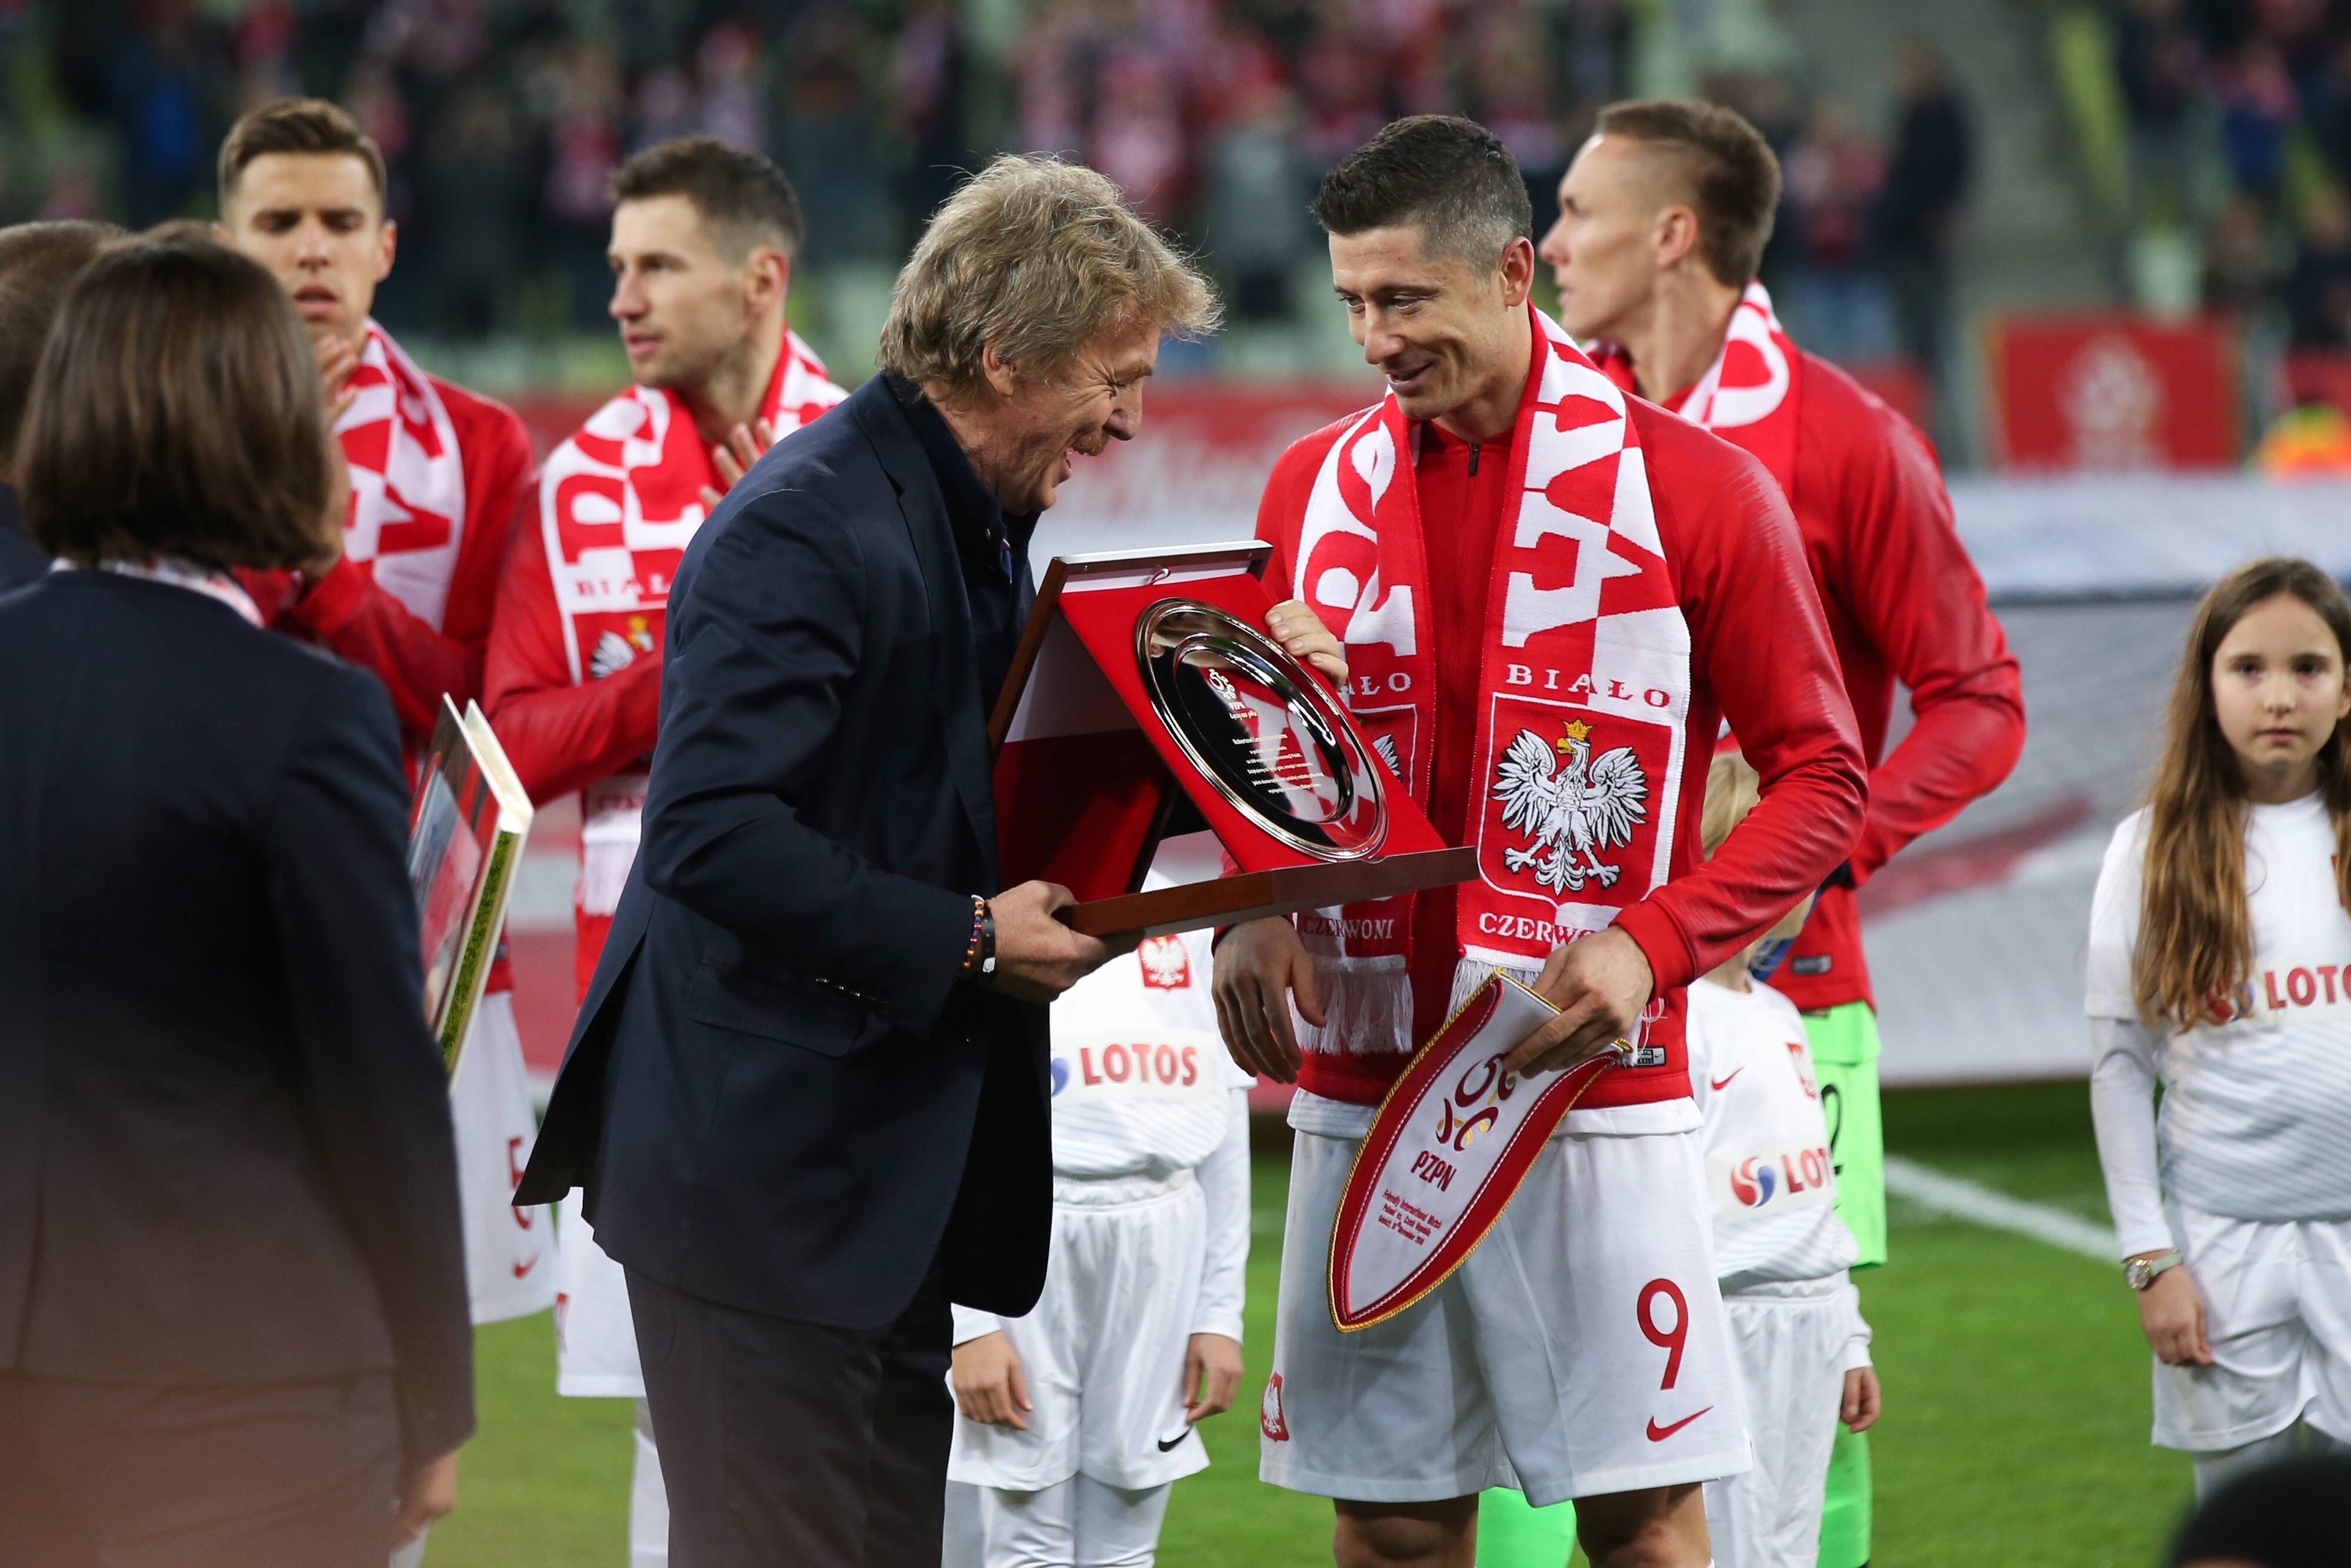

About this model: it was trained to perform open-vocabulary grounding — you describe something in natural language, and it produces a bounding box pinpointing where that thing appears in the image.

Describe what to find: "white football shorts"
[555,1188,642,1398]
[1703,1280,1851,1568]
[949,1171,1214,1493]
[1262,1124,1751,1506]
[2156,1201,2351,1451]
[451,989,553,1324]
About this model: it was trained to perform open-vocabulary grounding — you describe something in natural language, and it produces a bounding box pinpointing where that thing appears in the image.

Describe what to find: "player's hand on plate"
[1182,1332,1245,1423]
[1213,917,1321,1084]
[987,881,1116,1002]
[2134,1258,2213,1366]
[1840,1366,1881,1433]
[1506,927,1657,1076]
[1264,599,1348,687]
[699,418,778,509]
[392,1448,459,1547]
[951,1332,1032,1430]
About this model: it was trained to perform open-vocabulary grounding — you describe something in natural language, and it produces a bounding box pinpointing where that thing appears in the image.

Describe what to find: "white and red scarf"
[334,321,468,630]
[1270,303,1692,1062]
[536,329,846,918]
[1597,282,1801,495]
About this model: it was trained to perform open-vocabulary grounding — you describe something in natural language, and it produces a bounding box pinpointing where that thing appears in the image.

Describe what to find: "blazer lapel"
[855,385,1002,889]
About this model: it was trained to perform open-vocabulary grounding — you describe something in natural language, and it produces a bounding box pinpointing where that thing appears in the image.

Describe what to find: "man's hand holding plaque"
[986,879,1119,1003]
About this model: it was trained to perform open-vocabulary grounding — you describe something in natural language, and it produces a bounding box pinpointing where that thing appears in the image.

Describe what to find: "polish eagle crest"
[1491,720,1648,893]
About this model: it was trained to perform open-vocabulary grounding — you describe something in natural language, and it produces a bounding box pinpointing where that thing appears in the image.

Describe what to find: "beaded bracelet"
[959,895,987,975]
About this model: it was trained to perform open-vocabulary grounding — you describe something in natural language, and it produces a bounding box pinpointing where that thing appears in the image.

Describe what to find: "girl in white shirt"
[2086,557,2351,1497]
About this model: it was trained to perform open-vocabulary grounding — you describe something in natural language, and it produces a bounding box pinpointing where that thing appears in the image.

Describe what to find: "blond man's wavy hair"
[876,156,1220,398]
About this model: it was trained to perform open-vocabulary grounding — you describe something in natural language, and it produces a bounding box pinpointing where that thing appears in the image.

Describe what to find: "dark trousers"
[628,1264,954,1568]
[0,1370,400,1567]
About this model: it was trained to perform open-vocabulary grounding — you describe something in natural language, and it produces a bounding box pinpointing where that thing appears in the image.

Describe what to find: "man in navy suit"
[519,156,1224,1566]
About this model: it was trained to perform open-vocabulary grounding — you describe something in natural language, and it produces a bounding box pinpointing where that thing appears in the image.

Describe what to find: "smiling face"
[1327,223,1532,428]
[607,193,784,390]
[961,314,1161,516]
[217,151,394,347]
[1539,133,1670,343]
[2211,592,2351,799]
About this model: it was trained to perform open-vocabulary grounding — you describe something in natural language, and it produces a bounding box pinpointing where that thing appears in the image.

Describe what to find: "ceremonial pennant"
[1328,973,1617,1332]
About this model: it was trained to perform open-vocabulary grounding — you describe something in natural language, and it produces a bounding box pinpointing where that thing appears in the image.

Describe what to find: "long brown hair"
[2136,558,2351,1028]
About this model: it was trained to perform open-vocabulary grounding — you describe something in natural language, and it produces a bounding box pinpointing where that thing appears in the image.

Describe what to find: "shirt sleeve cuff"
[951,1305,1003,1346]
[1190,1310,1245,1344]
[2117,1221,2180,1261]
[1611,901,1693,994]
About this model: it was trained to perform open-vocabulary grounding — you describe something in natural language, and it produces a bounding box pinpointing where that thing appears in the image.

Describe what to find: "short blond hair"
[877,156,1220,396]
[1700,748,1761,862]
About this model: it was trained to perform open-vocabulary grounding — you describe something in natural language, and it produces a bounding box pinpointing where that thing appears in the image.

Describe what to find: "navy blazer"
[0,569,474,1467]
[0,485,45,594]
[519,375,1051,1329]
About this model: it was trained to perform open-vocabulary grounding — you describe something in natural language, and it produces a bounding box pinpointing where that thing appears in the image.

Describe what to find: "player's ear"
[1496,236,1535,310]
[1655,204,1700,273]
[746,247,790,319]
[376,218,398,285]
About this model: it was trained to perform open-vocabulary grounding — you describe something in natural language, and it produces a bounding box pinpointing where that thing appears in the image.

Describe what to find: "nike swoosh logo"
[1709,1070,1742,1090]
[1646,1407,1712,1442]
[1157,1431,1193,1452]
[512,1256,539,1280]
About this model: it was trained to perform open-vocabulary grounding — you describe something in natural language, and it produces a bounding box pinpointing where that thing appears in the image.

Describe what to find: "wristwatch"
[2124,1251,2183,1291]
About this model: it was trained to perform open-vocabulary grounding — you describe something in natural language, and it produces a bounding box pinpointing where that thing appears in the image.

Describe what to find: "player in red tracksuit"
[482,137,844,1568]
[214,98,553,1459]
[1213,117,1865,1568]
[1540,98,2027,1568]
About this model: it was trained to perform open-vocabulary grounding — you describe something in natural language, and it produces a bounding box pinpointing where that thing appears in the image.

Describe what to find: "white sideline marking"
[1883,1155,2119,1262]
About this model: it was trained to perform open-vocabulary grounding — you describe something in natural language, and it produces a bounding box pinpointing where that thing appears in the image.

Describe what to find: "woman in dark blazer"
[0,236,473,1566]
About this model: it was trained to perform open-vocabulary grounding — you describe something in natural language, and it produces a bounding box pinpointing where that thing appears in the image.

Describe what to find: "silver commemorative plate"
[1134,598,1387,861]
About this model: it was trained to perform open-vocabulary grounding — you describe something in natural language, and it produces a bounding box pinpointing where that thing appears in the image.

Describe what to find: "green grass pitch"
[425,1083,2194,1566]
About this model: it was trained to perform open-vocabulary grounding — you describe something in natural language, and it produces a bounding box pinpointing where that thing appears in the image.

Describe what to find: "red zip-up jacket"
[239,373,532,997]
[1257,397,1867,1108]
[1768,354,2024,1013]
[240,377,532,748]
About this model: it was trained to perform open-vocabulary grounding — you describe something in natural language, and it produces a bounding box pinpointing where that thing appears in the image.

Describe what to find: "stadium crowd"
[2113,0,2351,348]
[0,1,1965,388]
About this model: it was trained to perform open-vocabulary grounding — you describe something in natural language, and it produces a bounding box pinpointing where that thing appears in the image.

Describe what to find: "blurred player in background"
[0,221,122,591]
[482,135,842,1568]
[1687,750,1879,1567]
[943,881,1251,1568]
[2087,558,2351,1499]
[1218,115,1865,1568]
[212,102,550,1507]
[1538,96,2025,1568]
